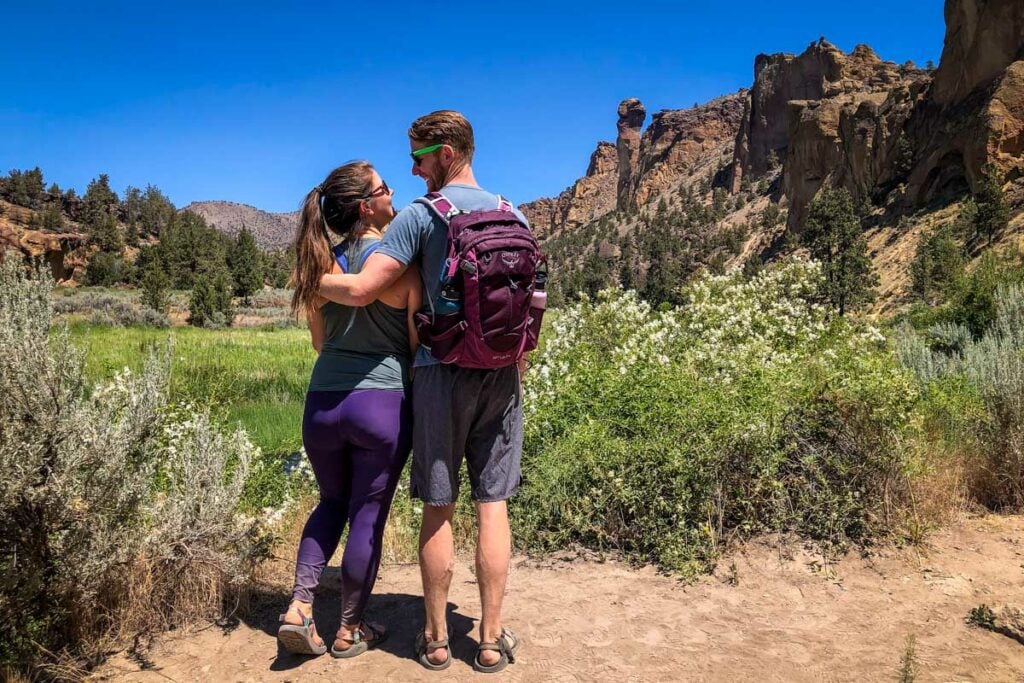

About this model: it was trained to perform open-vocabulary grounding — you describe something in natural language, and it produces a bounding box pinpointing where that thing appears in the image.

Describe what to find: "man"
[319,110,525,673]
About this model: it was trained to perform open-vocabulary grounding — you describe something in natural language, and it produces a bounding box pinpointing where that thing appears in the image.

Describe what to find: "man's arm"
[319,252,407,307]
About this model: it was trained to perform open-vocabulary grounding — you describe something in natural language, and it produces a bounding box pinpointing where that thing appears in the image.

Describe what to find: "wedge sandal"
[330,621,387,659]
[276,605,327,656]
[473,627,519,673]
[414,630,452,671]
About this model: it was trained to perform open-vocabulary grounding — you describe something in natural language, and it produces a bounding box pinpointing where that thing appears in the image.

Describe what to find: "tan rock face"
[932,0,1024,107]
[616,98,647,210]
[0,224,88,282]
[906,0,1024,203]
[519,142,618,238]
[783,79,928,228]
[631,93,747,206]
[732,39,911,194]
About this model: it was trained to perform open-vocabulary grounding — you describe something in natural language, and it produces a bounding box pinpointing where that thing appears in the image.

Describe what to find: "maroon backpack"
[414,192,546,369]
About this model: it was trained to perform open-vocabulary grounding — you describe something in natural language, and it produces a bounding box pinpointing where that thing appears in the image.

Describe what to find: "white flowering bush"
[0,259,268,676]
[515,258,920,574]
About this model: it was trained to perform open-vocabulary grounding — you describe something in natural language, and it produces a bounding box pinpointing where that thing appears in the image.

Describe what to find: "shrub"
[898,284,1024,508]
[53,292,170,327]
[0,259,267,677]
[517,260,918,574]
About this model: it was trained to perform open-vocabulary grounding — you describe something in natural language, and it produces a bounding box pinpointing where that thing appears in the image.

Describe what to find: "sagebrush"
[0,258,268,678]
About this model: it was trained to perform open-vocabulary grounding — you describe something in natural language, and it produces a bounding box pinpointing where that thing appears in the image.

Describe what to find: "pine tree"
[801,187,878,315]
[229,226,264,302]
[83,174,119,227]
[188,275,216,327]
[212,270,235,324]
[974,165,1009,245]
[90,213,123,253]
[141,261,170,312]
[42,204,63,231]
[910,224,964,303]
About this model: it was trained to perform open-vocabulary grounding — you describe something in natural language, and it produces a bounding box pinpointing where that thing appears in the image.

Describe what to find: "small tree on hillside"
[229,226,263,302]
[90,213,123,253]
[83,174,119,227]
[42,204,63,231]
[910,224,964,303]
[801,187,878,315]
[974,165,1009,245]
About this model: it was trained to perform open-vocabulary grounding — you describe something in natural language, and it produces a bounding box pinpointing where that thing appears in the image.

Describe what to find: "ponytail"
[290,161,374,318]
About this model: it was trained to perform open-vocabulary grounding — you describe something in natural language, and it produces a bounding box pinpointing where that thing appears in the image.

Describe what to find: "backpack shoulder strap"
[414,192,460,224]
[495,194,513,212]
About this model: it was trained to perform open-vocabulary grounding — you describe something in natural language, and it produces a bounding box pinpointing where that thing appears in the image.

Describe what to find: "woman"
[278,161,420,658]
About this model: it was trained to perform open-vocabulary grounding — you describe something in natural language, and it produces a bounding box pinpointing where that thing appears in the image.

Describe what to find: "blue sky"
[1,1,945,214]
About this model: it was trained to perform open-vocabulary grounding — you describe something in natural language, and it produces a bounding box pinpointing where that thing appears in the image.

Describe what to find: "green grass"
[70,323,313,455]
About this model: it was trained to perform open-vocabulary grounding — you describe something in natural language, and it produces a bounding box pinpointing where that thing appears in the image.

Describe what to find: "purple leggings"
[292,389,411,626]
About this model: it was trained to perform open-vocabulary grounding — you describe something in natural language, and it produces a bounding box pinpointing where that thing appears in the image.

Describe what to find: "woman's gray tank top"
[307,236,410,392]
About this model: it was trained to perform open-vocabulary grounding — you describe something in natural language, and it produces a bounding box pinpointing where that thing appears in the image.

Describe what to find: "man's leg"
[475,500,511,667]
[465,364,523,666]
[419,502,456,665]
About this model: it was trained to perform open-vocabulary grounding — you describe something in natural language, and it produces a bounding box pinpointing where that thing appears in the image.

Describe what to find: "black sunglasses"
[364,180,392,199]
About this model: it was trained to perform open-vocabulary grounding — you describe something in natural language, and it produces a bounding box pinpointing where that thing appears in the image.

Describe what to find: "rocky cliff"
[521,0,1024,309]
[522,93,746,236]
[905,0,1024,205]
[0,201,88,282]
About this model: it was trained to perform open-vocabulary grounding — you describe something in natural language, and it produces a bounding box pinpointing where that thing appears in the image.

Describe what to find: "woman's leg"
[335,389,412,633]
[291,391,353,605]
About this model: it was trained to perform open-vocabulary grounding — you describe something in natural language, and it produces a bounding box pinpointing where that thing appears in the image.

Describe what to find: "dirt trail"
[96,516,1024,682]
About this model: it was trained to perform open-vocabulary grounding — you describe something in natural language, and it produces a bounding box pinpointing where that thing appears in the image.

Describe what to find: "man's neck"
[444,164,478,188]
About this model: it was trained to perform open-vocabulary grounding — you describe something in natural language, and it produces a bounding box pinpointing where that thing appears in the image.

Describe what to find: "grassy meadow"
[70,323,312,457]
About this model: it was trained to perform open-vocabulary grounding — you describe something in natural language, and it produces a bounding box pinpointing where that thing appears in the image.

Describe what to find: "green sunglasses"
[410,143,445,165]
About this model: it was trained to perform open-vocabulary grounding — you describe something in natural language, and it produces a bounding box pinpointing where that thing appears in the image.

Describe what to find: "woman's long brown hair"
[290,161,374,318]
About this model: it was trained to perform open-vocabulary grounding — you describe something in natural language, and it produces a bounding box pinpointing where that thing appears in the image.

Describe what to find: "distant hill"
[183,201,298,250]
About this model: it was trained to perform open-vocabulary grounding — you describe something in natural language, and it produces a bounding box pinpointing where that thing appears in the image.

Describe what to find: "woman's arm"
[309,262,343,352]
[405,265,422,354]
[309,307,325,353]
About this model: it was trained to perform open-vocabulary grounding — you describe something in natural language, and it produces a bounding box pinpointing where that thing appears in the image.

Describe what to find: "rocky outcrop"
[523,96,745,236]
[0,204,88,282]
[931,0,1024,107]
[616,99,646,210]
[905,0,1024,204]
[732,40,914,195]
[783,76,930,228]
[520,142,618,238]
[632,93,747,206]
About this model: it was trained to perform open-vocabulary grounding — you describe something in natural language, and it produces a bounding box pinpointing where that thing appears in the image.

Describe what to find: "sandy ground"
[95,515,1024,682]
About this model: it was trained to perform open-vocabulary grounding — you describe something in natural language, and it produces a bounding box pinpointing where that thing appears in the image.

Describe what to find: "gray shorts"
[410,363,523,505]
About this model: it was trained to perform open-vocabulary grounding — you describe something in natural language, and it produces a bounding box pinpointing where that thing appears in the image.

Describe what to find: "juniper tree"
[141,261,170,312]
[975,165,1009,245]
[910,224,964,303]
[801,187,878,315]
[229,226,263,302]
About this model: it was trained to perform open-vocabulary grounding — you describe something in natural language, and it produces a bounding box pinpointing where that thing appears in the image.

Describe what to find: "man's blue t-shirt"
[377,183,530,367]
